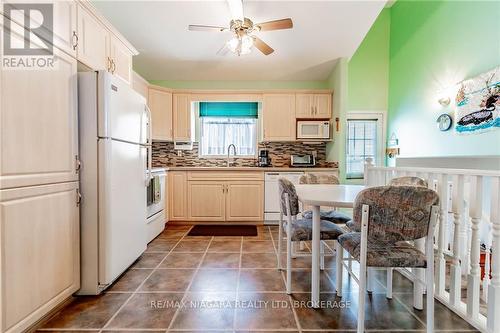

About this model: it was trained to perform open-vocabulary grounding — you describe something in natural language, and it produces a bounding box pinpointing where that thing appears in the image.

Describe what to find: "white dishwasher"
[264,172,304,224]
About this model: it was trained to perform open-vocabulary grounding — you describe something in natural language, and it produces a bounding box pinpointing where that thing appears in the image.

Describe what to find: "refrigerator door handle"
[145,105,153,186]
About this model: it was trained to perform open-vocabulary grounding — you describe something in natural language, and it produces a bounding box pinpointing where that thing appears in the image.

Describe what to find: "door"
[149,88,173,141]
[98,71,147,144]
[77,4,108,70]
[173,94,192,141]
[226,181,264,221]
[0,182,80,332]
[262,94,296,141]
[109,35,132,84]
[296,94,313,118]
[98,139,147,284]
[188,181,226,221]
[0,38,78,189]
[314,94,332,118]
[168,171,188,220]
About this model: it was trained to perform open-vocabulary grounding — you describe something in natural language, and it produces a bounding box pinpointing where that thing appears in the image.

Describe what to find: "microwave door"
[300,124,320,138]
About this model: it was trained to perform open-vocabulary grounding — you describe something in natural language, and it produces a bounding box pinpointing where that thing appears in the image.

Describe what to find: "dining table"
[295,184,365,307]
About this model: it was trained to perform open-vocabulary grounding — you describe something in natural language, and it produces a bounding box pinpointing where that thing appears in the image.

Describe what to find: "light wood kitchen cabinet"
[188,181,226,221]
[108,35,133,84]
[226,181,264,221]
[133,71,149,99]
[173,94,192,141]
[0,182,80,333]
[149,88,173,141]
[296,93,332,119]
[168,171,188,220]
[262,94,296,141]
[0,41,78,189]
[76,4,109,70]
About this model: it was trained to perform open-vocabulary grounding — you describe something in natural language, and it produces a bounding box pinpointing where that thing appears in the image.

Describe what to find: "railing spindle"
[436,173,448,297]
[467,175,483,319]
[450,174,464,306]
[487,176,500,333]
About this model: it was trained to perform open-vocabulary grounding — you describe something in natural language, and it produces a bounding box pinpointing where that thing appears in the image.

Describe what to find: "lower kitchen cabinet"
[0,182,80,333]
[188,181,226,221]
[226,181,264,221]
[168,171,188,221]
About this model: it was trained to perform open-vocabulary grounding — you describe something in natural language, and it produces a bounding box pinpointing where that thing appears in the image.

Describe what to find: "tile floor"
[38,225,479,332]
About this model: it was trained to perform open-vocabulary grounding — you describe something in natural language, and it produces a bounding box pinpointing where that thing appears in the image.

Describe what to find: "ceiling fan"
[188,0,293,56]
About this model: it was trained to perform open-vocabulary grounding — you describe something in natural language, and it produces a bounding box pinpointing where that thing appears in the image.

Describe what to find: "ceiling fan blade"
[188,25,227,32]
[227,0,243,21]
[216,43,230,56]
[256,18,293,31]
[253,37,274,55]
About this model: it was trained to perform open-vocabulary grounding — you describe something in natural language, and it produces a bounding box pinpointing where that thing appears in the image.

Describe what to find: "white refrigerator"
[78,71,151,295]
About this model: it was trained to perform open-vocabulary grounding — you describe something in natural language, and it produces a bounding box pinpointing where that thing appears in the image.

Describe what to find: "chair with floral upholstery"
[337,185,439,333]
[389,176,429,188]
[277,178,345,294]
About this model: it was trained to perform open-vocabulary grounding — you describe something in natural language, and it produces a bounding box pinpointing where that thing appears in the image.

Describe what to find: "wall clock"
[436,114,453,131]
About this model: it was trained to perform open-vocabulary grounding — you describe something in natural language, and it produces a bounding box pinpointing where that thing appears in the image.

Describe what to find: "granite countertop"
[153,166,338,172]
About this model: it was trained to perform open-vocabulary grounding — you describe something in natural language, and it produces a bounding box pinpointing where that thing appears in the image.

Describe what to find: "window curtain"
[200,117,257,156]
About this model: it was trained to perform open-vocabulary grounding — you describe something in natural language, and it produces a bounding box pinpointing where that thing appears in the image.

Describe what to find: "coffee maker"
[258,149,271,167]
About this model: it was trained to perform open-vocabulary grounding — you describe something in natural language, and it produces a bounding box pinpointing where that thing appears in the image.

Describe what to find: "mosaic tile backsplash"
[152,141,338,168]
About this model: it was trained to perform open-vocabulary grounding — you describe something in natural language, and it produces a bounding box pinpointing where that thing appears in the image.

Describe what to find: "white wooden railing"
[364,159,500,333]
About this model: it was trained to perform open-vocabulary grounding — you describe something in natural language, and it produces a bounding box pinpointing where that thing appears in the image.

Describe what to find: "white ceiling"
[92,1,387,81]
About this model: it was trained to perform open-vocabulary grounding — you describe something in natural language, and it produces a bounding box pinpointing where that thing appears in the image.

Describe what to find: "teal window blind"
[199,102,258,118]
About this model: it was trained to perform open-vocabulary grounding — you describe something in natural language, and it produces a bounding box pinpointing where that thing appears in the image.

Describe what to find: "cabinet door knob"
[72,31,78,50]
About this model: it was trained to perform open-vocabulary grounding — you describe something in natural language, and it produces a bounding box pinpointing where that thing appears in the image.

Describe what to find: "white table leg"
[311,205,321,307]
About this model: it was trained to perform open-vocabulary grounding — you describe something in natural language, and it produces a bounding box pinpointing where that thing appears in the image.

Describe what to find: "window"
[346,119,378,179]
[199,102,258,157]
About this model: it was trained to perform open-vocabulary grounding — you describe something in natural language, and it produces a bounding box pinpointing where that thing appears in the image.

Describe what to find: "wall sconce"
[386,132,400,158]
[438,96,451,106]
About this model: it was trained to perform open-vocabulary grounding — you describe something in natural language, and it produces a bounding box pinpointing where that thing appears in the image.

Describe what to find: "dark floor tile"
[146,238,178,252]
[132,253,167,269]
[173,239,211,252]
[201,252,240,268]
[158,229,188,239]
[284,269,336,292]
[41,294,130,329]
[239,269,285,292]
[140,269,195,292]
[164,225,191,231]
[290,292,357,330]
[159,252,203,269]
[235,292,297,330]
[170,292,236,330]
[190,269,239,292]
[241,253,277,268]
[105,293,182,329]
[354,293,425,330]
[395,293,479,331]
[107,269,152,292]
[208,239,242,252]
[279,254,313,269]
[242,240,275,253]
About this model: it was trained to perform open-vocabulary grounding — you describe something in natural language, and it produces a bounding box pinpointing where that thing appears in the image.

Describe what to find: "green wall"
[348,8,390,111]
[149,80,329,90]
[388,0,500,159]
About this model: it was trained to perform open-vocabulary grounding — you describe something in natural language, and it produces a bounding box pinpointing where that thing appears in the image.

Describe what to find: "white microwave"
[296,120,331,140]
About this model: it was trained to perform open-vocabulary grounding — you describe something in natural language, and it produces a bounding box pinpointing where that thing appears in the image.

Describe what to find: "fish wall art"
[455,66,500,134]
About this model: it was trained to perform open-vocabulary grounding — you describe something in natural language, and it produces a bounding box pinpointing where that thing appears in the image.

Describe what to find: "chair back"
[352,185,439,242]
[389,176,428,188]
[278,178,300,216]
[299,173,340,185]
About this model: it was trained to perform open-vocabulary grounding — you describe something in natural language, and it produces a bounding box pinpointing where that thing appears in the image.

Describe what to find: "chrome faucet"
[227,144,237,167]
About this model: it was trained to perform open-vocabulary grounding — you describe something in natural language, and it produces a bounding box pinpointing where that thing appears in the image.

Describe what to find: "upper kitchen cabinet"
[262,94,296,141]
[173,94,192,141]
[76,4,108,70]
[295,93,332,119]
[0,30,78,189]
[108,35,133,84]
[149,87,173,141]
[132,71,149,99]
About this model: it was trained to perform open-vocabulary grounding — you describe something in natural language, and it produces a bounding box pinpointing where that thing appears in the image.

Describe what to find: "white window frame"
[198,116,259,159]
[345,111,386,180]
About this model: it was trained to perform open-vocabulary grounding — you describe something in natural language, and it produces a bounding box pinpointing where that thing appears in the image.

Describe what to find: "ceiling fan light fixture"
[227,34,254,56]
